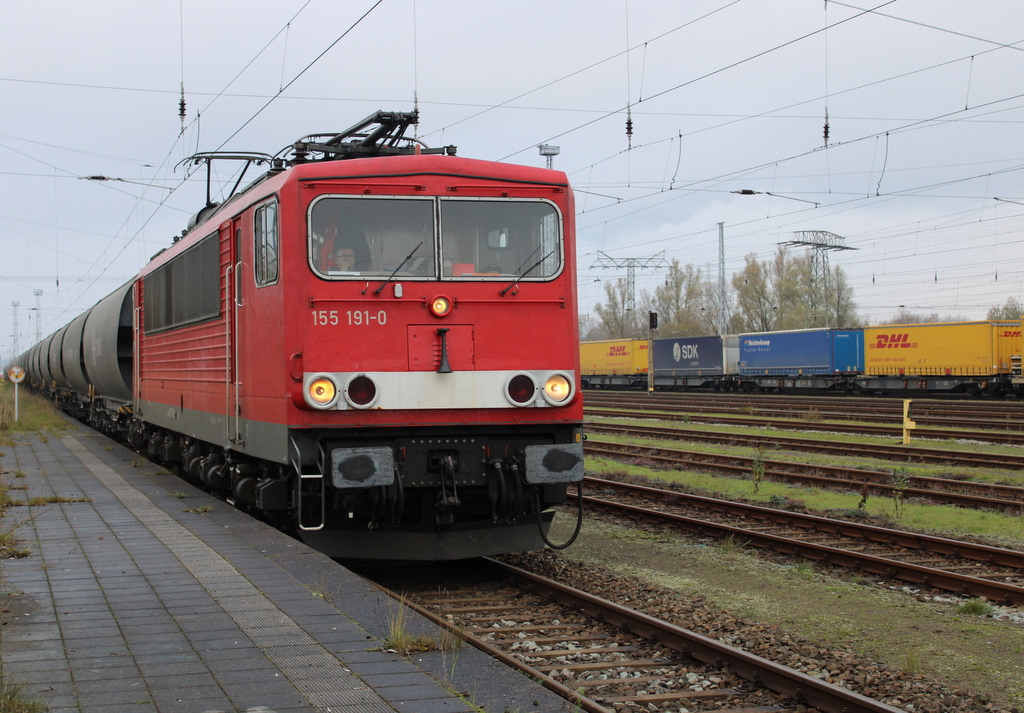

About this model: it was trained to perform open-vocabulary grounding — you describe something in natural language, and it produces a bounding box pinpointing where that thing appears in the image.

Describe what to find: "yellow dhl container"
[863,321,1021,376]
[580,339,649,375]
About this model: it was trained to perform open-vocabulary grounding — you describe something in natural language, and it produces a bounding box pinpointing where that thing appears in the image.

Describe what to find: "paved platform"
[0,423,568,713]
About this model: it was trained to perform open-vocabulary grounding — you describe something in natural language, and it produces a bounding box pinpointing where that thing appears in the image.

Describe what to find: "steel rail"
[585,391,1024,418]
[368,559,904,713]
[576,477,1024,604]
[584,420,1024,469]
[583,406,1024,445]
[583,438,1024,513]
[584,394,1024,432]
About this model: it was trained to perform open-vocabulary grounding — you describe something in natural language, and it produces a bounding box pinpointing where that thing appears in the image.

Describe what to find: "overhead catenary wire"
[5,2,1024,347]
[38,1,378,332]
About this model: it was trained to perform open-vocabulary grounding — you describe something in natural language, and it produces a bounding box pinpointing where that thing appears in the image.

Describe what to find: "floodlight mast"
[538,144,560,169]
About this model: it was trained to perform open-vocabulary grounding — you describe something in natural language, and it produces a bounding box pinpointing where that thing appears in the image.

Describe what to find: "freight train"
[581,321,1024,397]
[5,111,585,560]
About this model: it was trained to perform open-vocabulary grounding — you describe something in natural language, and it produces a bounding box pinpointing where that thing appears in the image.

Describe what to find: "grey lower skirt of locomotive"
[289,423,584,560]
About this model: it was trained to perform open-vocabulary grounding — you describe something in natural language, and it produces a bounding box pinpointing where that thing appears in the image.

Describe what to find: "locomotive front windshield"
[309,196,562,280]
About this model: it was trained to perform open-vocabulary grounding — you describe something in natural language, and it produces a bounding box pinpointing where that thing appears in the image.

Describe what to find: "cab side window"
[255,201,279,286]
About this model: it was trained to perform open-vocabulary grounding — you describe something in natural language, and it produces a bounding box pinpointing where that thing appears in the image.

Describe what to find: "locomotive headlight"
[307,377,338,408]
[542,373,573,405]
[429,295,452,317]
[344,374,379,409]
[505,373,537,406]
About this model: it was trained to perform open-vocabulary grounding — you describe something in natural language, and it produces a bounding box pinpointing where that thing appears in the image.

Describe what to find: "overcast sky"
[3,0,1024,360]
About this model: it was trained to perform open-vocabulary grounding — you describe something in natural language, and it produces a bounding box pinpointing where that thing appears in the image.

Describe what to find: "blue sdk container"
[738,329,864,375]
[652,336,725,375]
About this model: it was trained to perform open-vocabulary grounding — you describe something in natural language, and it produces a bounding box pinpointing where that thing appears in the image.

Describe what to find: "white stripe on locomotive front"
[302,370,576,410]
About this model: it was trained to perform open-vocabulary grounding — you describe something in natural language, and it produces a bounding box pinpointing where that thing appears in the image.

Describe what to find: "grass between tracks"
[584,452,1024,548]
[589,412,1024,486]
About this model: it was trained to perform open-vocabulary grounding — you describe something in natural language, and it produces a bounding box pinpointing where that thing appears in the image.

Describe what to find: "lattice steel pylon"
[780,230,857,326]
[591,251,670,312]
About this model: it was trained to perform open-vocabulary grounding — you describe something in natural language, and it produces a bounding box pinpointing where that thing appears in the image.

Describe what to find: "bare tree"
[594,278,644,338]
[987,296,1024,321]
[578,312,605,341]
[645,260,706,336]
[821,265,860,328]
[730,252,778,332]
[873,310,970,325]
[731,246,857,331]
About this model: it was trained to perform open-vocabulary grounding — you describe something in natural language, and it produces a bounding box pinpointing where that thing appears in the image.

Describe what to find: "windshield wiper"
[500,249,555,296]
[371,241,423,295]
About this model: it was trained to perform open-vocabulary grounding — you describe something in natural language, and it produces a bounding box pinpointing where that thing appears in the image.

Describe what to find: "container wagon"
[580,338,649,388]
[737,328,864,393]
[857,321,1021,396]
[651,335,739,390]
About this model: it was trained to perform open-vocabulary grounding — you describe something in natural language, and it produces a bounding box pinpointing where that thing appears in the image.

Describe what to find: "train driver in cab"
[312,212,372,274]
[333,246,356,271]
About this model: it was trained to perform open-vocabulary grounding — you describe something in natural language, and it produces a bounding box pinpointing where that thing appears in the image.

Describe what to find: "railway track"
[359,558,904,713]
[584,392,1024,432]
[584,420,1024,470]
[584,391,1024,427]
[583,405,1024,446]
[576,476,1024,605]
[583,436,1024,513]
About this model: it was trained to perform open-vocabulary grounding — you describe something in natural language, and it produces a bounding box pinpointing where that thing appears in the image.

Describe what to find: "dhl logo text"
[608,346,627,355]
[1002,330,1022,337]
[872,333,918,349]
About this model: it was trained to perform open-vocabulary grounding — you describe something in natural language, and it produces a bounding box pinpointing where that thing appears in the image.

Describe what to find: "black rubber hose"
[534,480,583,550]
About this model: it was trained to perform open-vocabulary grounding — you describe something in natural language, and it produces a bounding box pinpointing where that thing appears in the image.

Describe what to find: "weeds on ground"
[891,466,911,519]
[384,598,439,654]
[801,408,822,423]
[902,646,923,674]
[717,533,749,554]
[309,574,331,599]
[381,593,467,659]
[0,475,31,558]
[0,526,31,558]
[0,680,48,713]
[0,384,68,442]
[957,599,994,616]
[24,495,88,506]
[794,560,815,581]
[857,484,869,511]
[751,448,766,494]
[183,505,212,514]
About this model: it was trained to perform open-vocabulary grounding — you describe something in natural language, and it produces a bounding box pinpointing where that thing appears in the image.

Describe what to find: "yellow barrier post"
[647,312,657,394]
[902,399,916,445]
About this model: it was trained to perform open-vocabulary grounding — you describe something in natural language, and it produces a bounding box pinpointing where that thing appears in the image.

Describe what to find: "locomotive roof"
[173,110,569,253]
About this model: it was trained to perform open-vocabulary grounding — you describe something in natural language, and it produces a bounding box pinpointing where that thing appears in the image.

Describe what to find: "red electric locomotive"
[116,111,583,559]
